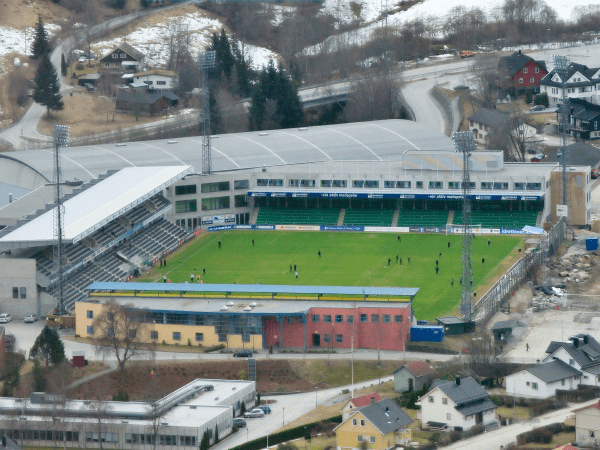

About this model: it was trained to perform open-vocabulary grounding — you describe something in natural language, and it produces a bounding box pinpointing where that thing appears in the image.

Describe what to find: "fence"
[430,85,453,136]
[473,217,565,324]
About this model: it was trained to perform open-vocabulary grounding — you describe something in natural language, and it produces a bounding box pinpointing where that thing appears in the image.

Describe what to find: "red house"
[498,50,547,93]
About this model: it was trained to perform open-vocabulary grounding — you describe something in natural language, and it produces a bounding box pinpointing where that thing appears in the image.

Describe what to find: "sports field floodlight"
[553,54,570,213]
[53,124,69,316]
[200,50,216,69]
[199,51,216,174]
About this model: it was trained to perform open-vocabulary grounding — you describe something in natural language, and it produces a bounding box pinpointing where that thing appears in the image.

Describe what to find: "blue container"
[410,326,444,342]
[586,237,599,251]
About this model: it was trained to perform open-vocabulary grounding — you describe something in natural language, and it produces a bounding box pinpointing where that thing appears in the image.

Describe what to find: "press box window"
[175,184,196,195]
[332,180,347,187]
[397,181,411,188]
[364,180,379,188]
[201,196,229,211]
[428,181,443,189]
[176,200,197,213]
[201,181,230,193]
[514,182,526,190]
[493,182,509,190]
[321,180,332,187]
[234,179,249,189]
[234,195,248,207]
[448,181,461,190]
[352,180,365,188]
[416,181,423,189]
[526,182,542,190]
[481,182,493,190]
[300,179,315,187]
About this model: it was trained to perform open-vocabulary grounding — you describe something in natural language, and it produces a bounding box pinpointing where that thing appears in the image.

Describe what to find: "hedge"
[229,416,342,450]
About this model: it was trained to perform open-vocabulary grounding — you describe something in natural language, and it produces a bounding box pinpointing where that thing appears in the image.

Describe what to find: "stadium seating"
[396,209,449,228]
[343,208,395,227]
[453,210,539,229]
[256,207,340,226]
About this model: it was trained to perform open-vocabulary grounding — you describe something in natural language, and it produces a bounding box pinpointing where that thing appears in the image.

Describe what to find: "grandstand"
[0,166,192,315]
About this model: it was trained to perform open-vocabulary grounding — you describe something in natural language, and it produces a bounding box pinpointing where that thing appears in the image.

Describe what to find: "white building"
[0,379,255,449]
[542,334,600,387]
[573,401,600,447]
[418,377,497,431]
[504,359,582,399]
[539,62,600,106]
[132,70,178,92]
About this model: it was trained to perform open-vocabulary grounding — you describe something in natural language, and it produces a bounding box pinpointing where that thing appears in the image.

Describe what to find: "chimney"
[370,396,376,404]
[573,338,580,348]
[456,377,461,386]
[518,50,522,55]
[584,335,589,345]
[8,193,12,204]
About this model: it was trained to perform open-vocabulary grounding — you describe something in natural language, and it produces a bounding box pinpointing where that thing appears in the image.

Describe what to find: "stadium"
[0,119,590,350]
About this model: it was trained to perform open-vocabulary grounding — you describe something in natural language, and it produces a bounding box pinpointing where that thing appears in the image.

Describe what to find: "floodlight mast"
[200,51,216,175]
[52,125,69,316]
[553,55,569,219]
[453,131,476,322]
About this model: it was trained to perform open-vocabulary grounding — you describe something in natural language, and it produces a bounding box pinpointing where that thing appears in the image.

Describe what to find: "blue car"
[259,405,271,414]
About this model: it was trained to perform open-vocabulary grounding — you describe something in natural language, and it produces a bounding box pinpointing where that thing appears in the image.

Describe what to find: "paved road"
[445,398,597,450]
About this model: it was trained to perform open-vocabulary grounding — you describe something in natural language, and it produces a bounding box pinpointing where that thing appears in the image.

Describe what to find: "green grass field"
[143,231,524,319]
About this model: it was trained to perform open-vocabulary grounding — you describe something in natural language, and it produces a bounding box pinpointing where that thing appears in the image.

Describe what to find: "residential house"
[418,377,497,431]
[497,50,547,93]
[573,400,600,447]
[341,393,381,420]
[557,98,600,140]
[132,69,178,93]
[393,361,435,393]
[504,359,582,399]
[115,90,179,116]
[542,334,600,387]
[335,398,412,450]
[99,43,145,72]
[539,62,600,106]
[468,108,537,146]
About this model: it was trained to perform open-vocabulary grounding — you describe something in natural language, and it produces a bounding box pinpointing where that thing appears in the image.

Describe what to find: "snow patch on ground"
[92,11,279,71]
[0,23,61,77]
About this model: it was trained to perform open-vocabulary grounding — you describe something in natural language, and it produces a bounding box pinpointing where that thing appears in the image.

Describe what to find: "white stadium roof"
[0,166,191,249]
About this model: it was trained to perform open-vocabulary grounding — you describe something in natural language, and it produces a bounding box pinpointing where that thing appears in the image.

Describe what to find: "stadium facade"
[0,119,591,320]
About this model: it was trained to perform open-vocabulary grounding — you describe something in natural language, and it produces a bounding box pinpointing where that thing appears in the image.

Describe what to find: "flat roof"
[0,166,191,249]
[1,120,454,183]
[82,295,412,315]
[85,281,419,298]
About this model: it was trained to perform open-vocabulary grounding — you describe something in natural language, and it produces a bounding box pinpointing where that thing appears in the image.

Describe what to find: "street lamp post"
[283,407,285,427]
[315,387,318,407]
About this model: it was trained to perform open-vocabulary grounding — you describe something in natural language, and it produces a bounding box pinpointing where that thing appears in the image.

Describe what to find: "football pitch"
[145,231,524,319]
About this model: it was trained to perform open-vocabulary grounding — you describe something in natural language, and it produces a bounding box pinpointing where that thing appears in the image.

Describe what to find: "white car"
[0,314,12,323]
[24,313,38,323]
[243,408,265,418]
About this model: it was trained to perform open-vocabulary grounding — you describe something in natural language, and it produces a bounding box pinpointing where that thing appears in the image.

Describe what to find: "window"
[447,413,452,420]
[107,328,115,337]
[299,179,315,187]
[312,314,320,322]
[321,180,332,187]
[87,310,94,319]
[360,419,365,426]
[371,314,379,323]
[518,77,523,84]
[535,66,540,73]
[175,200,197,213]
[324,314,332,323]
[234,195,248,207]
[87,326,94,335]
[370,436,376,443]
[394,315,403,323]
[288,179,300,187]
[416,181,423,189]
[397,181,411,188]
[120,53,126,58]
[448,181,461,189]
[364,180,379,188]
[175,184,196,195]
[352,419,357,426]
[336,334,343,343]
[428,181,443,189]
[106,312,114,321]
[383,314,391,323]
[151,331,158,340]
[442,398,448,405]
[428,396,434,403]
[481,182,493,190]
[156,80,167,85]
[12,287,18,299]
[347,315,354,323]
[358,435,363,442]
[530,77,535,83]
[352,180,365,188]
[231,179,248,190]
[218,334,227,342]
[332,180,347,187]
[561,379,565,386]
[384,180,395,188]
[128,329,136,338]
[569,358,575,365]
[493,182,509,190]
[201,181,230,193]
[201,196,230,211]
[360,314,368,322]
[532,382,538,390]
[323,334,331,343]
[523,67,528,74]
[526,182,541,190]
[514,182,526,190]
[172,332,181,341]
[335,315,343,323]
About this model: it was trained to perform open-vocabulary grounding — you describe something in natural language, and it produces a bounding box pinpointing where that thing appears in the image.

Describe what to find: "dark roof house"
[556,98,600,140]
[497,50,548,92]
[115,90,179,116]
[357,398,413,433]
[525,359,582,383]
[99,43,145,71]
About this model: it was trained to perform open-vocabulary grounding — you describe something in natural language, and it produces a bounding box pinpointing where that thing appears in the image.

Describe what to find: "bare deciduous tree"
[487,112,538,162]
[471,54,501,109]
[164,18,192,72]
[92,300,149,383]
[345,68,405,122]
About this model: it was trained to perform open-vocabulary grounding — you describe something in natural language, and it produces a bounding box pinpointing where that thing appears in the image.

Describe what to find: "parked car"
[243,409,265,418]
[530,105,545,111]
[0,314,12,323]
[592,168,599,179]
[24,313,38,323]
[233,418,247,428]
[258,405,271,414]
[233,350,252,358]
[527,148,539,154]
[84,83,95,92]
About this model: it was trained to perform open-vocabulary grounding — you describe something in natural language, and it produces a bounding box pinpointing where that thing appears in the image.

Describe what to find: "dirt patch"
[67,359,397,401]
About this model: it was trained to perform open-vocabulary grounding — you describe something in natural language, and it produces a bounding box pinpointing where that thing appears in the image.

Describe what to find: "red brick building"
[498,50,548,93]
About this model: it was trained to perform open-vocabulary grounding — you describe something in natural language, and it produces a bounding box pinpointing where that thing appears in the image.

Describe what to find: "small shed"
[491,319,526,343]
[436,316,470,335]
[71,351,86,368]
[393,361,435,392]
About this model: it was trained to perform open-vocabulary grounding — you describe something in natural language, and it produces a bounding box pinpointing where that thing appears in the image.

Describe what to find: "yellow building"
[335,398,412,450]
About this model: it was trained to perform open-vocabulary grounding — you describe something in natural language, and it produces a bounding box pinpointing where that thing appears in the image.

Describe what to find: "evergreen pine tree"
[60,53,67,76]
[214,426,219,444]
[33,55,64,116]
[30,325,66,367]
[249,86,266,131]
[32,359,47,392]
[200,431,209,450]
[31,16,52,59]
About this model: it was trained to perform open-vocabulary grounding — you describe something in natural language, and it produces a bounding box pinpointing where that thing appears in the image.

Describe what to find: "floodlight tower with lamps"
[452,131,476,322]
[553,54,570,218]
[200,50,215,175]
[52,125,69,316]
